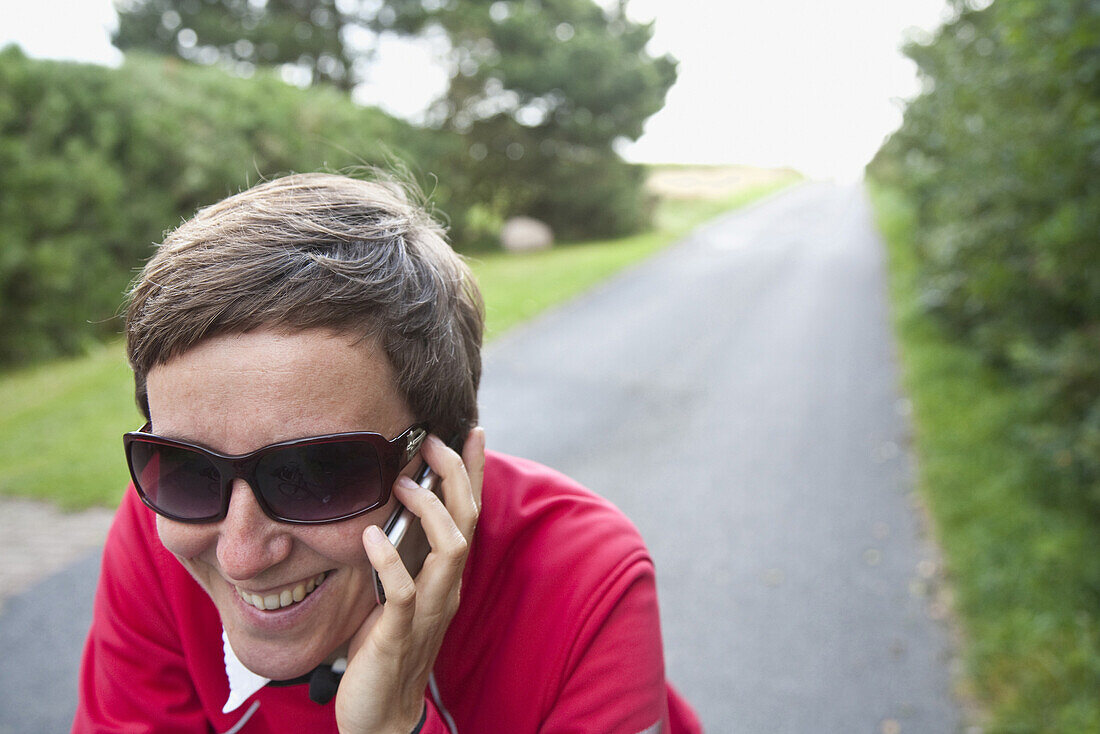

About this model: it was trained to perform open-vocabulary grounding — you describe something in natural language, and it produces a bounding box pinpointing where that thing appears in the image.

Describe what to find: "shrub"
[0,46,456,365]
[868,0,1100,508]
[0,45,659,365]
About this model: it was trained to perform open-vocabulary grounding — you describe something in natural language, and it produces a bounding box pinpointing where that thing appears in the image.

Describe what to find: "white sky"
[0,0,949,180]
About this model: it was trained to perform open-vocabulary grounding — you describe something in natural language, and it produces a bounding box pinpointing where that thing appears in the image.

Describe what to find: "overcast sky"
[0,0,949,180]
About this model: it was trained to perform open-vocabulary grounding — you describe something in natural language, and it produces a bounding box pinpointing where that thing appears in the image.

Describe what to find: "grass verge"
[868,179,1100,733]
[0,174,798,510]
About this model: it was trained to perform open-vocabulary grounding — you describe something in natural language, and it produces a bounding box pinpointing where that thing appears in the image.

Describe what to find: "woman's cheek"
[289,498,400,567]
[156,515,216,560]
[305,520,375,566]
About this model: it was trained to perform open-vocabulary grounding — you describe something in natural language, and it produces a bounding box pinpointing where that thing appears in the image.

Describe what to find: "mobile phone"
[372,459,440,605]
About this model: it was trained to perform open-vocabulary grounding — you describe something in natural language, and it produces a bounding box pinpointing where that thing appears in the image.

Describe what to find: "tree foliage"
[113,0,355,88]
[112,0,677,239]
[869,0,1100,508]
[385,0,677,238]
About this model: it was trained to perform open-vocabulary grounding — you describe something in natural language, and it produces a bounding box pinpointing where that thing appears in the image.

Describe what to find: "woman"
[73,173,702,733]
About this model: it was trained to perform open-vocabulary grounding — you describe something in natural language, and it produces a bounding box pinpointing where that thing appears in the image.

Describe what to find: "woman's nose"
[215,479,293,581]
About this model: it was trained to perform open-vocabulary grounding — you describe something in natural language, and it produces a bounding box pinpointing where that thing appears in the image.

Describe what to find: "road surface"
[478,181,961,732]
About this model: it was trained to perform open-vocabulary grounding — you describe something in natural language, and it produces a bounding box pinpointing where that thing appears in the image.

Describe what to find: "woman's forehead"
[145,328,413,451]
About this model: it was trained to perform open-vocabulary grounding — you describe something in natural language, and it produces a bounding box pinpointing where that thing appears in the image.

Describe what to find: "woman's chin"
[237,642,328,681]
[229,633,332,682]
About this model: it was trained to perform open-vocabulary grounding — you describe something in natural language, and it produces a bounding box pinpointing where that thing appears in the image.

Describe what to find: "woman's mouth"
[236,572,328,611]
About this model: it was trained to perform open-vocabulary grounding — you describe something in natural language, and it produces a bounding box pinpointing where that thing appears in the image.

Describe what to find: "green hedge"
[868,0,1100,510]
[0,45,658,368]
[0,45,463,366]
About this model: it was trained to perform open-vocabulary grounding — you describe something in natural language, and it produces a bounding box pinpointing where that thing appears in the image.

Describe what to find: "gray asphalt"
[478,182,961,732]
[0,181,962,733]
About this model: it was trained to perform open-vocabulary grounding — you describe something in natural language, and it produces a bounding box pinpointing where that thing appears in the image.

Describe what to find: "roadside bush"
[0,45,658,366]
[868,0,1100,510]
[0,46,457,366]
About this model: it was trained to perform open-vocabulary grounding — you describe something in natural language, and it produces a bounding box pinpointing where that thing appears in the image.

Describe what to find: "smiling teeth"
[239,573,327,611]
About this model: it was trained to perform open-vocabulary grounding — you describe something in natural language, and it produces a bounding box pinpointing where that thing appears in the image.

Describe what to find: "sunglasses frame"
[123,422,429,525]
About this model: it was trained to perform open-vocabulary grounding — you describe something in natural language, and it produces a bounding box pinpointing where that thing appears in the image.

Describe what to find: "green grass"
[0,340,143,510]
[0,175,798,511]
[868,180,1100,733]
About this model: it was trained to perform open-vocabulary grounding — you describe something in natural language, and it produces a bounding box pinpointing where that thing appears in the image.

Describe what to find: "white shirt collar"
[220,629,349,713]
[221,629,271,714]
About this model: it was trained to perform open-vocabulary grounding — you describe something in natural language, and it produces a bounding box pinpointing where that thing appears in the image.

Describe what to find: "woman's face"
[145,327,416,680]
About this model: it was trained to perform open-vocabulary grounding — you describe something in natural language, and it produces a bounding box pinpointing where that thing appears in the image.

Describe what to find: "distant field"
[0,168,800,510]
[645,164,800,200]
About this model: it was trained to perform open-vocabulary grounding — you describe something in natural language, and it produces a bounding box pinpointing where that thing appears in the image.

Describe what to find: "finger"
[362,524,416,638]
[392,476,469,577]
[387,479,467,627]
[345,599,384,663]
[462,427,486,513]
[420,434,479,541]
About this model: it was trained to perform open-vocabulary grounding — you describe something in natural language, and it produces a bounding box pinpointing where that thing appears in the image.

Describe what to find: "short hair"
[126,172,484,441]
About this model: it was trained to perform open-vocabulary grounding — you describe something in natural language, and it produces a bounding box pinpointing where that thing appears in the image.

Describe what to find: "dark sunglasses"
[123,422,428,525]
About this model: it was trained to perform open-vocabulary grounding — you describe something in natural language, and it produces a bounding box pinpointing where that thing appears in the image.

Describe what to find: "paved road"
[478,182,961,732]
[0,181,962,732]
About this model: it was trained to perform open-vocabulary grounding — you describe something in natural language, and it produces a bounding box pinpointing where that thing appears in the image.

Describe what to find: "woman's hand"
[334,427,485,734]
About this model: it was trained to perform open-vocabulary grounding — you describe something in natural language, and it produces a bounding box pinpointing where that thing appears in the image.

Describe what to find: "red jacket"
[74,451,702,733]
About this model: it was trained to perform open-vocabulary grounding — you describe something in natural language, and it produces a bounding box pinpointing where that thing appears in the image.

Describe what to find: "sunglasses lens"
[129,441,223,521]
[255,441,385,522]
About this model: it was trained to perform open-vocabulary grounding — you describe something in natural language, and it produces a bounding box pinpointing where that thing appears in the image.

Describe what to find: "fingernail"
[365,525,386,546]
[427,434,445,448]
[396,475,418,491]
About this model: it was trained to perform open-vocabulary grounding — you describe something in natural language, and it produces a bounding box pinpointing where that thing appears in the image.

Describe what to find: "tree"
[385,0,678,239]
[113,0,357,89]
[112,0,677,241]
